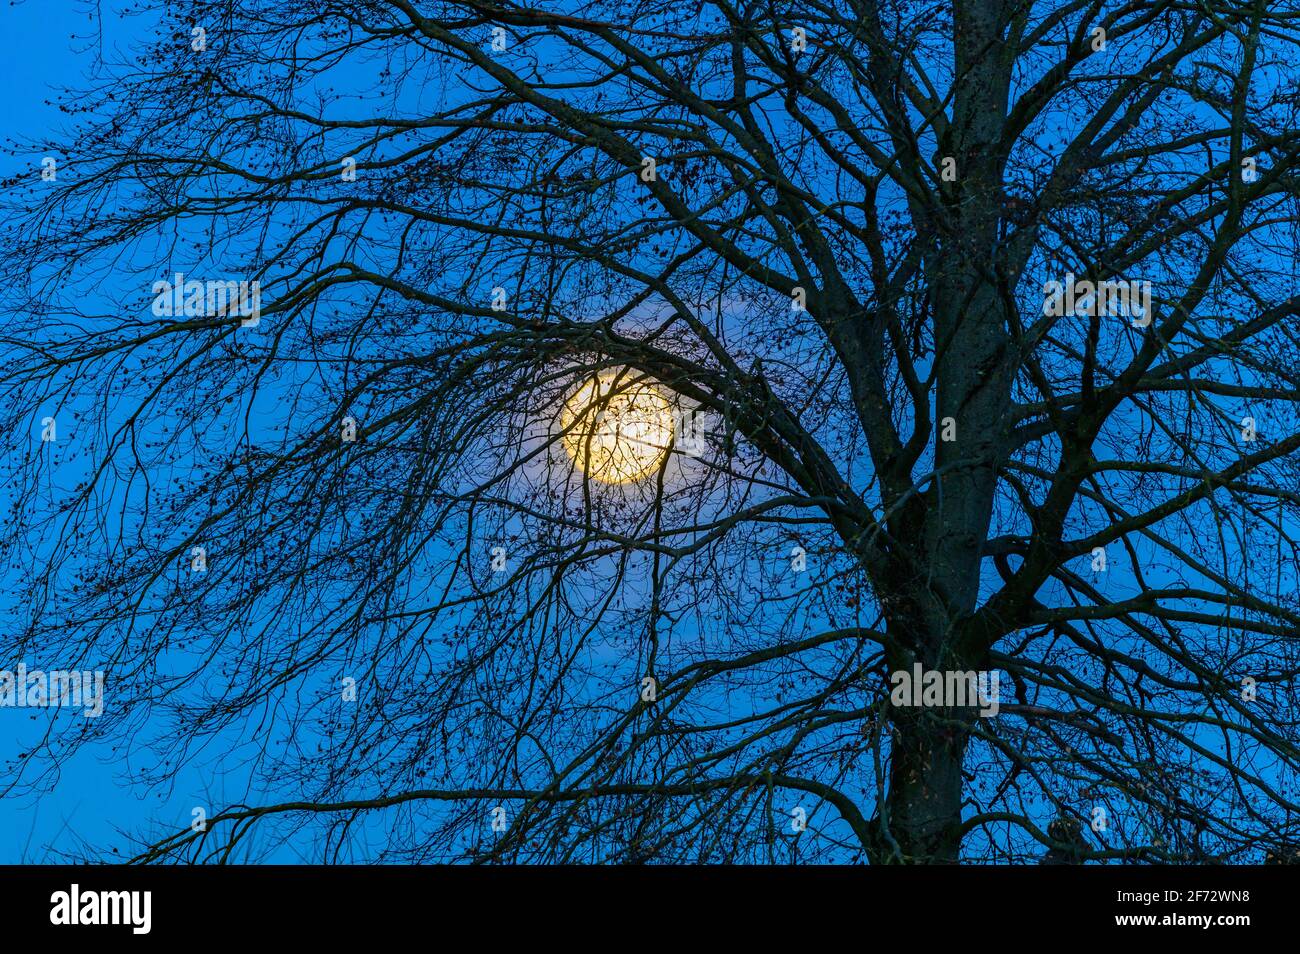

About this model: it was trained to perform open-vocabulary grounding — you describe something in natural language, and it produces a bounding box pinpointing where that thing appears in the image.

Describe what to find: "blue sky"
[0,0,454,864]
[0,0,118,862]
[0,0,274,863]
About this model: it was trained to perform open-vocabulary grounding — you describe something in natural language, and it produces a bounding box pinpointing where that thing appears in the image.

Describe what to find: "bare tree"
[2,0,1300,864]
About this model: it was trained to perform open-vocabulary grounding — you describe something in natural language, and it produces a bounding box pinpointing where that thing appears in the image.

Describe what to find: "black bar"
[0,864,1278,941]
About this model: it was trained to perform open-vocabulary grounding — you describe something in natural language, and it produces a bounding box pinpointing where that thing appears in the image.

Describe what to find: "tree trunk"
[867,694,971,864]
[889,707,969,863]
[866,0,1018,866]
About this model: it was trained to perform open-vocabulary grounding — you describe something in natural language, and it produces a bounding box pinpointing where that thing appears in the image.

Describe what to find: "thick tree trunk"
[883,709,969,863]
[864,664,975,865]
[858,0,1016,866]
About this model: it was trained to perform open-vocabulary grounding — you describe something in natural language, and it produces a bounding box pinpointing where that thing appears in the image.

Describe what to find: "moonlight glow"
[560,372,675,483]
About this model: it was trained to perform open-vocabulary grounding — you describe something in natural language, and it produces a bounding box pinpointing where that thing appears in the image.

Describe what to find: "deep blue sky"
[1,0,115,862]
[0,0,267,863]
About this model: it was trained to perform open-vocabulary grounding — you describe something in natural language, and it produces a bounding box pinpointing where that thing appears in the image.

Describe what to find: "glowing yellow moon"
[560,372,675,484]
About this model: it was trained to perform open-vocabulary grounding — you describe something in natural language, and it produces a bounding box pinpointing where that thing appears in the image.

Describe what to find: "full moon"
[560,372,675,484]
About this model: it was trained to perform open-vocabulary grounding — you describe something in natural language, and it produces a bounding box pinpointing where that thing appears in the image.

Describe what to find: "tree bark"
[875,705,970,863]
[864,0,1019,864]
